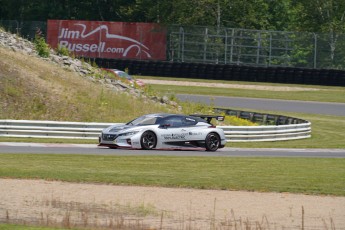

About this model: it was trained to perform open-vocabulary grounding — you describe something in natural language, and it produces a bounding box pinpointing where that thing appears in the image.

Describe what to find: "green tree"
[291,0,345,68]
[0,0,294,31]
[267,0,293,31]
[291,0,345,33]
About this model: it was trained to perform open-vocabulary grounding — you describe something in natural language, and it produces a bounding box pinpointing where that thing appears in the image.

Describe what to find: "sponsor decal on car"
[189,132,203,136]
[161,133,186,140]
[161,132,202,140]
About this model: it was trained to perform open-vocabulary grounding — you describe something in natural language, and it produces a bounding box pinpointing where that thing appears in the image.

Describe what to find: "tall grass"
[0,205,323,230]
[0,46,172,122]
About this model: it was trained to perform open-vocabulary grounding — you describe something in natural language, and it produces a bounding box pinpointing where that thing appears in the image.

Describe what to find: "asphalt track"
[177,94,345,116]
[0,143,345,158]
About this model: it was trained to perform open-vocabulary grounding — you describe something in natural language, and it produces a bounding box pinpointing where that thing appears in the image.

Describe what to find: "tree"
[291,0,345,33]
[291,0,345,67]
[267,0,292,31]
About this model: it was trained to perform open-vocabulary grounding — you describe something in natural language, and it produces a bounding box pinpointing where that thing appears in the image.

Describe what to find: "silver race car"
[98,113,226,151]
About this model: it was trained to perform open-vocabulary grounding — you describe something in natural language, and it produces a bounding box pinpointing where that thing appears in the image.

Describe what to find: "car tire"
[140,131,157,150]
[205,132,220,151]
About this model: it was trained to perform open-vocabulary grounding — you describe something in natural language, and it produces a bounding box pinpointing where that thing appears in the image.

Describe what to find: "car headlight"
[118,131,139,137]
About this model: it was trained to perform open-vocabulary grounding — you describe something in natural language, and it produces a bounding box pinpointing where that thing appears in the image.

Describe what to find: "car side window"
[183,117,198,126]
[162,116,183,127]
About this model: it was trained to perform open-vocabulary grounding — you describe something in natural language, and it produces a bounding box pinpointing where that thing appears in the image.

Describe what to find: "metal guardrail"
[214,108,311,142]
[219,123,311,142]
[0,116,311,143]
[0,120,115,140]
[214,108,309,125]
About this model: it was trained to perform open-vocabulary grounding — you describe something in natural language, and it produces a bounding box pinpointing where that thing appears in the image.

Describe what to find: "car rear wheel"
[140,131,157,150]
[205,132,220,151]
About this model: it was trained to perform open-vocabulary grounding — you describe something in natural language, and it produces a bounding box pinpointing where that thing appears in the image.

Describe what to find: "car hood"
[102,124,132,133]
[102,124,153,134]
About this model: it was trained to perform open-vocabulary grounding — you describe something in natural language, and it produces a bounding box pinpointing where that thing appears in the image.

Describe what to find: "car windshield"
[126,115,160,126]
[116,71,132,80]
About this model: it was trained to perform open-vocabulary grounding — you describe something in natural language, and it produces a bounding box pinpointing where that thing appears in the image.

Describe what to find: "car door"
[181,116,205,141]
[158,116,189,143]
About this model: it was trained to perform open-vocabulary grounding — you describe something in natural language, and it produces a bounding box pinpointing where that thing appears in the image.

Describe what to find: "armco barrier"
[0,120,115,140]
[214,108,311,142]
[219,123,311,142]
[0,113,311,142]
[213,108,308,126]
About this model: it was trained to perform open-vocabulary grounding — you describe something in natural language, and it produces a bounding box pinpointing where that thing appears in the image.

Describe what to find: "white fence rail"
[0,120,115,140]
[219,123,311,142]
[0,119,311,142]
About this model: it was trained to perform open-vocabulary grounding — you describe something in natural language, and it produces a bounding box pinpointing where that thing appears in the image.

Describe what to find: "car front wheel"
[205,132,220,151]
[140,131,157,150]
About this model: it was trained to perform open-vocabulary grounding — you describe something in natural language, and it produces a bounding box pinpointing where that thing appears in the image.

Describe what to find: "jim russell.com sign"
[47,20,167,60]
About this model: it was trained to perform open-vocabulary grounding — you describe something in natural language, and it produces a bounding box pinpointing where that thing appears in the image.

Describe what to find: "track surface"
[177,94,345,116]
[0,143,344,158]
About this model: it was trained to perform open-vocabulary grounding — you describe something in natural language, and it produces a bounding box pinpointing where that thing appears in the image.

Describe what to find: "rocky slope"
[0,29,178,121]
[0,30,142,95]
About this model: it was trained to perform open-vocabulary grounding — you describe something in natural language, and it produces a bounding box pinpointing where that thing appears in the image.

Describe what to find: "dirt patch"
[1,179,344,229]
[141,79,321,92]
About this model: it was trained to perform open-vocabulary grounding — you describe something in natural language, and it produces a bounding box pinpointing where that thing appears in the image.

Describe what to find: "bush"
[56,45,70,56]
[223,115,258,126]
[34,34,50,58]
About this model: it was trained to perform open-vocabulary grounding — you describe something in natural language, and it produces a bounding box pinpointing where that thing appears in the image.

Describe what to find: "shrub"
[223,115,258,126]
[34,34,50,58]
[56,45,70,56]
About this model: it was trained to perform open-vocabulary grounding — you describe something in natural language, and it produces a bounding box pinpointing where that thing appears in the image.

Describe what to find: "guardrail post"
[262,114,268,125]
[249,113,254,122]
[274,116,280,125]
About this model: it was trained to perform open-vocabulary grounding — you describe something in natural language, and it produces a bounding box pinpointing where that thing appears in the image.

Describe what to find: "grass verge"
[140,76,345,103]
[1,154,344,196]
[228,111,345,149]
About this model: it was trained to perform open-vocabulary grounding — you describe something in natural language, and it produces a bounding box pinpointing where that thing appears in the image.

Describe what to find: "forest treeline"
[1,0,345,34]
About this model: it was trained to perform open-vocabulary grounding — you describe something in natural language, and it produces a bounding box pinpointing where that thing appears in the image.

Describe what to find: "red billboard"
[47,20,167,60]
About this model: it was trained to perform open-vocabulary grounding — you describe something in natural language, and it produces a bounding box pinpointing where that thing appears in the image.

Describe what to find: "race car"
[102,68,145,87]
[98,113,227,151]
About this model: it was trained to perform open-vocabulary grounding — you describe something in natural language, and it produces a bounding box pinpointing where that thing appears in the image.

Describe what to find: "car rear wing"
[190,114,225,124]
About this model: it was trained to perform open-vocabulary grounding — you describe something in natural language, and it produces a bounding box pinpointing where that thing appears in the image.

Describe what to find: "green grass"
[1,154,344,196]
[228,111,345,149]
[139,76,345,103]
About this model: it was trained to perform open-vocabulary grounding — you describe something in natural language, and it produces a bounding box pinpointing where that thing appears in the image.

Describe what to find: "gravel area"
[1,179,344,229]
